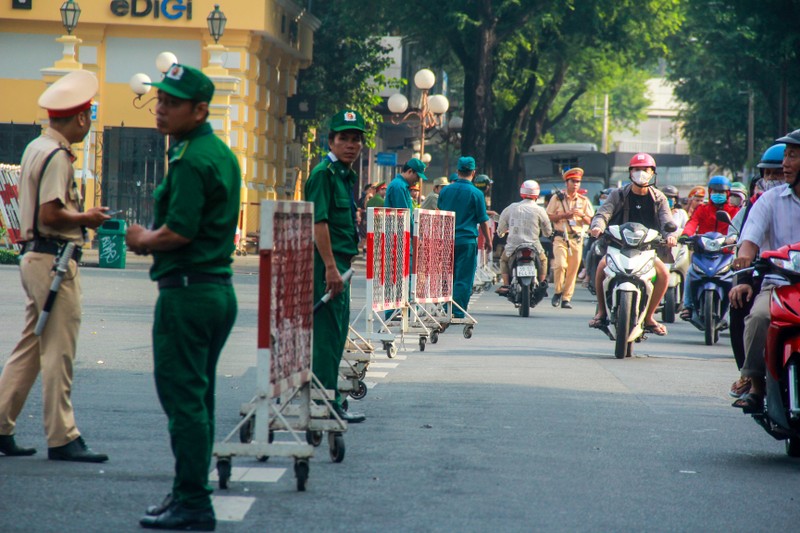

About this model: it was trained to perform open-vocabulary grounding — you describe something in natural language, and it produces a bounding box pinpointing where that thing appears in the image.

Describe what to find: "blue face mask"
[668,198,674,209]
[599,198,605,206]
[710,193,727,205]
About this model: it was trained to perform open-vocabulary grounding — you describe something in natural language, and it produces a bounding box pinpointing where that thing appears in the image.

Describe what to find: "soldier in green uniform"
[126,64,240,532]
[304,109,368,424]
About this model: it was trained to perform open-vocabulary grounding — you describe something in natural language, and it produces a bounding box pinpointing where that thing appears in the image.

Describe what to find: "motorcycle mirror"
[715,210,733,224]
[663,222,677,233]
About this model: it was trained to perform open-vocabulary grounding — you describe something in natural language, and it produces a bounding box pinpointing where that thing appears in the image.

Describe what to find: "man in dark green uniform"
[437,156,492,318]
[126,64,240,532]
[305,109,367,424]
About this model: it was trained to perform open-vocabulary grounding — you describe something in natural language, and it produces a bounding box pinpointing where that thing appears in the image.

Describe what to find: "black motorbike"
[506,243,547,317]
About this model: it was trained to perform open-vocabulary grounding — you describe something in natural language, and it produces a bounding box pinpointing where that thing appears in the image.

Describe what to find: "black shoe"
[551,293,562,307]
[0,434,36,456]
[561,300,572,309]
[332,404,365,424]
[146,494,174,516]
[48,436,108,463]
[140,502,216,531]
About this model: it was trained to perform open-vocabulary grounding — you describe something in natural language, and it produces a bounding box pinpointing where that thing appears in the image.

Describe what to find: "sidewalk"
[79,248,262,273]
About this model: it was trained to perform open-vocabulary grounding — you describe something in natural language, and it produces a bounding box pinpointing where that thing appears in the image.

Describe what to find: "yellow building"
[0,0,319,245]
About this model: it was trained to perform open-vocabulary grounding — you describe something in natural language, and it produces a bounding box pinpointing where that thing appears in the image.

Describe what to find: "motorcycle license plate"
[516,265,536,277]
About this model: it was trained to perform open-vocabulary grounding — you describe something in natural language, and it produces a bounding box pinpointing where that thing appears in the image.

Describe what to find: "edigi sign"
[110,0,193,20]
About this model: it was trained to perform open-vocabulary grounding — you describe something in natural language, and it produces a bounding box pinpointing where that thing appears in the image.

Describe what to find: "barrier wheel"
[239,415,254,444]
[419,337,426,351]
[329,432,345,463]
[350,380,367,400]
[385,343,397,358]
[430,331,439,344]
[217,458,232,489]
[357,368,367,380]
[256,430,275,462]
[306,430,323,447]
[463,326,473,339]
[294,459,310,491]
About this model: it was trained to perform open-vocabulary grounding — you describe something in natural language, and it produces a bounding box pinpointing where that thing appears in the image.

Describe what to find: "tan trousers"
[0,252,81,447]
[741,288,772,379]
[551,236,583,301]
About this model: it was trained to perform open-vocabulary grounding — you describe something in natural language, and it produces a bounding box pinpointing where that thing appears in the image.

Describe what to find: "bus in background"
[521,143,611,207]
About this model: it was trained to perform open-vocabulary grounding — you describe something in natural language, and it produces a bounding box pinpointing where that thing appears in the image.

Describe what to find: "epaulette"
[169,140,190,163]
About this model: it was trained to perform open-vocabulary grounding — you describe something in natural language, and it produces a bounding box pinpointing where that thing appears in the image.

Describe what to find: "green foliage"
[300,4,403,154]
[666,0,800,172]
[0,248,19,265]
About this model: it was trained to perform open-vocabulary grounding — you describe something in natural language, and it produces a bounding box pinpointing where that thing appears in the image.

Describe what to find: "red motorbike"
[747,241,800,456]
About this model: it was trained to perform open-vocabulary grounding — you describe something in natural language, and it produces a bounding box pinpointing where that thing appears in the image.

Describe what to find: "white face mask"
[756,178,783,194]
[630,170,652,187]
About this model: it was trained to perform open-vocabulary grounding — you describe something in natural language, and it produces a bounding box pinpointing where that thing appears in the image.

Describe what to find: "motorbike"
[506,243,546,317]
[741,243,800,456]
[681,231,735,345]
[596,221,677,359]
[660,241,691,323]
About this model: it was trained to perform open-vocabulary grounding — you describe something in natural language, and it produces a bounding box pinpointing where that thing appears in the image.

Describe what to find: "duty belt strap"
[157,272,233,290]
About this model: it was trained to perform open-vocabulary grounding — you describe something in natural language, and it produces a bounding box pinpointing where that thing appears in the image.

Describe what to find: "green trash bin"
[97,219,127,269]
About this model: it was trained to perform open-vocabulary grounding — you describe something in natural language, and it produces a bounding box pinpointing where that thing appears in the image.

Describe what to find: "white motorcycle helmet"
[520,179,540,198]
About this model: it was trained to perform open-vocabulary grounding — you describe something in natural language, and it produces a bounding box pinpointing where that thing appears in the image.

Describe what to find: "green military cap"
[146,64,215,103]
[458,156,476,171]
[330,109,367,133]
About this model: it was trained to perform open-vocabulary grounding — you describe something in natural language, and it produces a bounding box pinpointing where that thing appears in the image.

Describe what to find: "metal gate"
[101,126,166,226]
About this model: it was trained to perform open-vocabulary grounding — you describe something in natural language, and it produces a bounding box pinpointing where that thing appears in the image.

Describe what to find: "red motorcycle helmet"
[629,152,656,170]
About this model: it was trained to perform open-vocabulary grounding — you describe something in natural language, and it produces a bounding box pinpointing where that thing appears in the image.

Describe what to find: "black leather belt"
[553,230,581,241]
[157,272,233,290]
[23,239,83,262]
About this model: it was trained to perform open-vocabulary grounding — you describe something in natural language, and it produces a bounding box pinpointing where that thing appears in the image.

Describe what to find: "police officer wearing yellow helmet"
[125,64,240,531]
[0,70,110,463]
[304,109,368,424]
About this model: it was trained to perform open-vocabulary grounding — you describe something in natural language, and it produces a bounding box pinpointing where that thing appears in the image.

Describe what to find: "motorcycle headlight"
[622,227,646,247]
[700,236,724,253]
[717,262,732,275]
[692,263,706,275]
[632,258,655,277]
[770,250,800,274]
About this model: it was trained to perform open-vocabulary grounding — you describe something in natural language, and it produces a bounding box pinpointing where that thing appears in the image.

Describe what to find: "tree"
[666,0,800,174]
[358,0,683,207]
[300,3,402,153]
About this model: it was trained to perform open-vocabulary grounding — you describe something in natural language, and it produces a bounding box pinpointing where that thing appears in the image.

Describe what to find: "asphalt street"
[1,254,799,532]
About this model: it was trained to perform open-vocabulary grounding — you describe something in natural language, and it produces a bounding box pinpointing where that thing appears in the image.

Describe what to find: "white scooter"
[596,221,676,359]
[660,242,691,323]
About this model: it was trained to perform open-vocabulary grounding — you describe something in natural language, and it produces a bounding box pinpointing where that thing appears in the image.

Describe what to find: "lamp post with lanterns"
[387,68,449,160]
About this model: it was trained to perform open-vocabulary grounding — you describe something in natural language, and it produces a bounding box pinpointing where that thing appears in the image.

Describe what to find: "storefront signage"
[110,0,193,21]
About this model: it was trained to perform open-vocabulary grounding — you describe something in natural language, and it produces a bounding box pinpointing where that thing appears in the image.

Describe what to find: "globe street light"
[129,52,178,112]
[388,68,449,158]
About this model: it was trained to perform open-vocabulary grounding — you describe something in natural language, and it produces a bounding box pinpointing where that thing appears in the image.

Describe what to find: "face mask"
[668,198,674,209]
[630,170,652,187]
[729,196,743,207]
[710,193,727,205]
[599,198,606,206]
[756,178,783,194]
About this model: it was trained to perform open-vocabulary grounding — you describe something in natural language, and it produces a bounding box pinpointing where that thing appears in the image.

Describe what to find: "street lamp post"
[129,51,179,112]
[60,0,81,35]
[387,68,449,160]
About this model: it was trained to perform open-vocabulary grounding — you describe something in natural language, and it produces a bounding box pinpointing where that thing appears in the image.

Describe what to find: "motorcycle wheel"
[615,292,634,359]
[662,286,676,324]
[519,284,530,317]
[704,290,718,346]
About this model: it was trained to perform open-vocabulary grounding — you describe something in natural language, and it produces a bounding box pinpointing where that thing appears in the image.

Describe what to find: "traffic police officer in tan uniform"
[0,70,110,462]
[304,109,367,424]
[546,167,594,309]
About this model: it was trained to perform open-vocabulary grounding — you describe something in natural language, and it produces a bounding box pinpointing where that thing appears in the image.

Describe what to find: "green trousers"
[452,241,478,318]
[313,251,351,407]
[153,282,237,510]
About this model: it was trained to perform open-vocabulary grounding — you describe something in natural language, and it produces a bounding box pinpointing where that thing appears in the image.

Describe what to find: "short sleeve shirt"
[304,152,359,258]
[437,178,490,243]
[150,122,242,280]
[18,129,84,243]
[545,192,594,235]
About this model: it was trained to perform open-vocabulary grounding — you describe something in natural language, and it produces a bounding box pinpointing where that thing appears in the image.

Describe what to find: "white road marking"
[365,381,378,389]
[209,467,286,483]
[368,362,399,369]
[365,371,388,378]
[211,495,255,522]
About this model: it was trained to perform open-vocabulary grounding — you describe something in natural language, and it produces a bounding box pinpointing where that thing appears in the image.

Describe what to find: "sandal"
[729,377,752,398]
[644,321,668,336]
[732,392,764,414]
[679,308,692,321]
[589,315,609,329]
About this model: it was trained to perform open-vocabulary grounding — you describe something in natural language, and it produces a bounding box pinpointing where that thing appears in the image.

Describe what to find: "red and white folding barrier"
[364,206,409,356]
[0,165,22,251]
[411,208,455,304]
